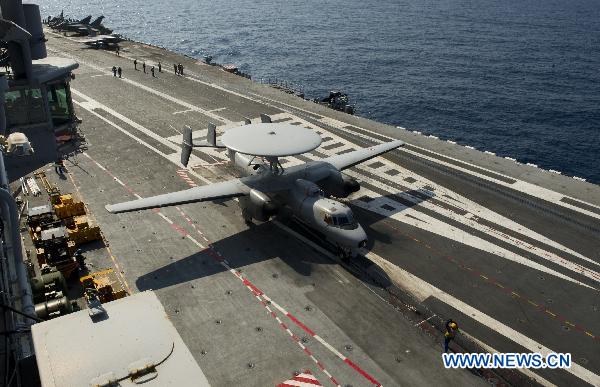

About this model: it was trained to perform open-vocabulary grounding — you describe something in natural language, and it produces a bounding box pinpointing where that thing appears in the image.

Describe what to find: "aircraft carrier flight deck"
[16,29,599,387]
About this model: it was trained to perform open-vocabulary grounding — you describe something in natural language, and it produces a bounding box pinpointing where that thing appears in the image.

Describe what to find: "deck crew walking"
[117,67,122,78]
[133,59,137,70]
[142,62,146,73]
[112,66,117,77]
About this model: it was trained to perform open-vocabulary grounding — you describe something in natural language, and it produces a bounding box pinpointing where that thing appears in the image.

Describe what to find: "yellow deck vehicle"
[51,193,86,219]
[80,268,127,303]
[64,215,101,245]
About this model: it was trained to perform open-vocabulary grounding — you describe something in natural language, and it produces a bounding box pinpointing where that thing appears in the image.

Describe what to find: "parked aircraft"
[106,121,404,257]
[51,15,112,36]
[80,34,124,49]
[50,15,91,30]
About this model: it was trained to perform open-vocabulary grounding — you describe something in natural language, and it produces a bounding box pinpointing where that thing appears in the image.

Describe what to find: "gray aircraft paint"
[106,122,404,256]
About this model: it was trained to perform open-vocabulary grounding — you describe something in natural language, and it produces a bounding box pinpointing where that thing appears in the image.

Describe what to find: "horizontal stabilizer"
[189,123,225,148]
[181,124,226,167]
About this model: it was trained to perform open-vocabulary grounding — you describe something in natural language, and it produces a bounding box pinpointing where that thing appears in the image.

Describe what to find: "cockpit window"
[340,216,350,225]
[325,212,358,229]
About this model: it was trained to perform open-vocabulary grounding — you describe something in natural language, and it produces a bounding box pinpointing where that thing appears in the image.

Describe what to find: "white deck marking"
[343,171,599,284]
[352,185,594,289]
[350,159,595,265]
[366,251,600,387]
[48,47,232,124]
[172,109,194,115]
[71,92,212,187]
[401,146,600,220]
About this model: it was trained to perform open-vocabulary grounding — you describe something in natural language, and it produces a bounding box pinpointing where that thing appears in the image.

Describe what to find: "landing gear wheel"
[242,209,253,225]
[337,247,351,262]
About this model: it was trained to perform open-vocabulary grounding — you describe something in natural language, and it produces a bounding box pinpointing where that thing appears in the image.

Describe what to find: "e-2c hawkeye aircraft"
[106,120,404,257]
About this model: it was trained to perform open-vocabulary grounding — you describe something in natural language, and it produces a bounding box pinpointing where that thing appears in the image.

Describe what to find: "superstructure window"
[4,87,46,127]
[47,82,73,126]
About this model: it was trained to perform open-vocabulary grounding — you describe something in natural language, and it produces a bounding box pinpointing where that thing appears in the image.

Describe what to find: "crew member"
[174,63,177,74]
[158,61,162,72]
[74,249,86,269]
[112,66,117,77]
[151,66,155,77]
[117,67,122,78]
[444,319,459,353]
[142,62,146,73]
[54,157,65,175]
[133,59,137,70]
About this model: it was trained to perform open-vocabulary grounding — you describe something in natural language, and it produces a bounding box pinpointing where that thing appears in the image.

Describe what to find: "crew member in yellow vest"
[444,319,459,353]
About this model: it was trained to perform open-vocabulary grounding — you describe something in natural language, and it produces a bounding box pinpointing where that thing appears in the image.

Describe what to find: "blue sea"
[39,0,600,183]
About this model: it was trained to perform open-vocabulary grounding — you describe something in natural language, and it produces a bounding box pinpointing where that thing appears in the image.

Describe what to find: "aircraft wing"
[105,178,250,213]
[323,139,404,171]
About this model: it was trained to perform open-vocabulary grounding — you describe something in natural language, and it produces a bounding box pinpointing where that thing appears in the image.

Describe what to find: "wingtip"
[105,204,115,213]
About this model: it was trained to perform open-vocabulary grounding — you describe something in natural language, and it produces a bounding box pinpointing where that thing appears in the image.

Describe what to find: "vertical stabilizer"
[181,126,193,167]
[207,122,217,146]
[79,15,92,25]
[90,16,104,27]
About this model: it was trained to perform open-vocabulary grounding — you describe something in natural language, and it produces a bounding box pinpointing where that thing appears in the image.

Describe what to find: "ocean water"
[39,0,600,183]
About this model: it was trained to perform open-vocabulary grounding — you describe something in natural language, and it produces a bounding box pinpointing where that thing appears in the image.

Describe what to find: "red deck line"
[287,313,316,337]
[242,278,264,296]
[292,376,322,385]
[344,358,381,386]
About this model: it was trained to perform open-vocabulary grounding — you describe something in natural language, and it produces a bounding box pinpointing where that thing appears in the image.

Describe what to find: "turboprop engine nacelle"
[240,189,277,222]
[320,169,360,198]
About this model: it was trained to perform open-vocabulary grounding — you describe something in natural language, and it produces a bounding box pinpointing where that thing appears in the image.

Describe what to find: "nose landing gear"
[337,246,352,262]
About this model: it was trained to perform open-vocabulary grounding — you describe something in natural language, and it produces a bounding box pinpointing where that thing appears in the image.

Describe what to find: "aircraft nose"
[347,224,368,249]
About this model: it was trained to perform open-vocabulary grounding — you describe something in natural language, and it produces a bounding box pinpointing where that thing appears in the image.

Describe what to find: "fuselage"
[230,151,367,257]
